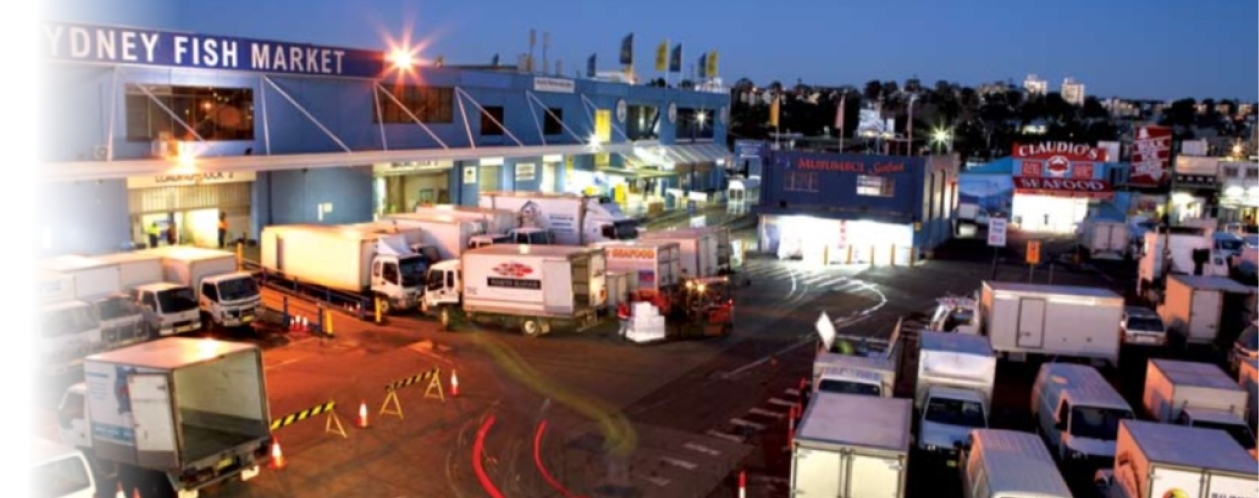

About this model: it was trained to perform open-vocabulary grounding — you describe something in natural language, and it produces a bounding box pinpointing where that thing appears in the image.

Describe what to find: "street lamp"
[931,127,953,153]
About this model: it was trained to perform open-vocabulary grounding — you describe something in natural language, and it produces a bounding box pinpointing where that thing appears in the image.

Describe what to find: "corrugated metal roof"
[972,429,1072,497]
[1123,420,1257,474]
[796,393,911,452]
[1151,359,1243,392]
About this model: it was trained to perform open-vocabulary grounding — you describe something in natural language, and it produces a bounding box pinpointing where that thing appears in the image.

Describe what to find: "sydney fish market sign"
[43,23,385,78]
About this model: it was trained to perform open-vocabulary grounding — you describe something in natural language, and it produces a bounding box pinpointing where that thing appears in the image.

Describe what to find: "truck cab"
[509,227,555,245]
[421,259,462,326]
[1032,363,1135,468]
[914,331,996,460]
[89,294,148,350]
[930,295,981,335]
[132,282,201,337]
[814,356,896,397]
[1176,407,1257,452]
[919,386,988,457]
[199,272,263,328]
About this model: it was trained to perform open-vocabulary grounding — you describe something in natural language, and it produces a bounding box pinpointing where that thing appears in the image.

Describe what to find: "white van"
[959,429,1073,498]
[1031,363,1135,467]
[32,438,100,498]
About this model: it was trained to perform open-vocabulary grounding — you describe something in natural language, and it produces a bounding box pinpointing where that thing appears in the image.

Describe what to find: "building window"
[857,175,894,197]
[1223,165,1239,178]
[544,108,564,136]
[480,106,505,136]
[1247,168,1259,179]
[125,85,254,141]
[676,107,715,141]
[626,105,659,140]
[784,171,819,192]
[374,86,454,124]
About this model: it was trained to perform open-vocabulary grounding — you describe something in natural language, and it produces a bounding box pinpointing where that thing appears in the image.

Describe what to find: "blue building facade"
[755,148,959,265]
[40,22,730,256]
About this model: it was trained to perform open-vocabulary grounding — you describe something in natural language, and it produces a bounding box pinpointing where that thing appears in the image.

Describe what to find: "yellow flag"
[769,94,780,127]
[705,51,718,78]
[655,41,668,72]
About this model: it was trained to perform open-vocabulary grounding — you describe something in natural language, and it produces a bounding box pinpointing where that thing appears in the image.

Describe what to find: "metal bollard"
[324,309,335,338]
[282,295,290,329]
[374,297,383,324]
[890,244,896,267]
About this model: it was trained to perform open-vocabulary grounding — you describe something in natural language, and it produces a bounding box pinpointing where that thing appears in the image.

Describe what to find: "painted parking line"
[785,388,801,396]
[683,442,721,457]
[706,430,745,443]
[661,457,698,471]
[748,407,785,419]
[730,418,767,430]
[767,398,796,407]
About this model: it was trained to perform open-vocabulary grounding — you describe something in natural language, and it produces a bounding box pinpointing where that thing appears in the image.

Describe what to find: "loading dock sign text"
[44,23,385,78]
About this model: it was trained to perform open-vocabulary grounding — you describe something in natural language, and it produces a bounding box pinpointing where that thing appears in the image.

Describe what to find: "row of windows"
[782,171,896,197]
[125,84,684,142]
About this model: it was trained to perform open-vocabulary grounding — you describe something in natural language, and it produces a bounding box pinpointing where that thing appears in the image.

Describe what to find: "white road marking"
[264,358,302,371]
[661,457,698,471]
[767,398,795,407]
[749,407,785,419]
[730,418,766,430]
[707,430,744,443]
[785,388,801,396]
[683,442,721,456]
[635,474,671,487]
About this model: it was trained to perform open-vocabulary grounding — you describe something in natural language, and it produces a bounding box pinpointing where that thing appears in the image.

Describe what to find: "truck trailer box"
[1241,359,1258,431]
[1138,229,1211,287]
[461,245,607,318]
[141,246,238,290]
[77,338,271,475]
[1109,420,1257,498]
[915,331,997,408]
[479,191,637,245]
[40,255,122,301]
[381,213,485,261]
[261,224,416,293]
[639,230,720,278]
[592,240,681,295]
[95,252,165,290]
[1158,274,1255,345]
[961,429,1072,498]
[38,270,77,304]
[791,392,911,498]
[414,205,518,235]
[980,281,1124,364]
[1080,219,1130,259]
[1143,359,1249,423]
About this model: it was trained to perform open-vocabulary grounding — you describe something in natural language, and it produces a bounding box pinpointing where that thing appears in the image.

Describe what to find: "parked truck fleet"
[1095,420,1257,498]
[142,246,263,328]
[913,331,997,460]
[980,281,1124,366]
[478,191,640,245]
[1142,359,1256,451]
[790,392,912,498]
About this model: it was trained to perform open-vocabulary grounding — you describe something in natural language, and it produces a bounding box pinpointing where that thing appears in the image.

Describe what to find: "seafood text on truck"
[57,338,272,498]
[140,246,262,328]
[261,223,429,314]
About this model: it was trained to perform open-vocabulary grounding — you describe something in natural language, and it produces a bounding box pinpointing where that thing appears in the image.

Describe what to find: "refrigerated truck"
[959,429,1073,498]
[39,256,147,365]
[478,191,640,245]
[644,225,735,272]
[980,281,1124,365]
[1096,420,1257,498]
[141,246,263,328]
[36,271,101,374]
[915,331,997,459]
[421,244,608,337]
[591,240,681,298]
[261,224,428,314]
[57,338,272,498]
[790,393,912,498]
[94,252,201,337]
[413,204,519,235]
[1142,359,1255,451]
[380,213,502,261]
[639,229,721,278]
[1079,218,1130,260]
[1157,274,1255,346]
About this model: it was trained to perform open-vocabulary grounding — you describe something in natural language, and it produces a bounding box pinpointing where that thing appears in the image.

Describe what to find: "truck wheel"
[522,319,542,338]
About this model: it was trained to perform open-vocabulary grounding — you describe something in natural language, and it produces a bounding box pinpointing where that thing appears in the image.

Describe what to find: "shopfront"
[1169,156,1221,224]
[1217,160,1257,225]
[760,215,914,265]
[372,160,454,215]
[127,172,255,248]
[1009,142,1112,233]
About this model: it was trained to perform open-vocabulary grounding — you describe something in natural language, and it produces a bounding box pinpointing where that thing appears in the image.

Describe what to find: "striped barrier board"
[385,368,442,391]
[270,400,346,438]
[380,367,446,419]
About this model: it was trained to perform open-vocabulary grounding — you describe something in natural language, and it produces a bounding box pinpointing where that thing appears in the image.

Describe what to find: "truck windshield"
[924,398,987,428]
[417,246,441,263]
[1126,317,1164,332]
[817,379,882,397]
[217,277,259,301]
[399,257,426,287]
[613,220,640,240]
[95,296,140,320]
[1192,421,1258,450]
[157,288,198,313]
[39,307,98,337]
[1069,407,1133,440]
[33,455,92,498]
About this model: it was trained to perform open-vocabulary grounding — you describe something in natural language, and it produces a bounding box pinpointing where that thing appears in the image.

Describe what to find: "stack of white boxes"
[628,301,666,343]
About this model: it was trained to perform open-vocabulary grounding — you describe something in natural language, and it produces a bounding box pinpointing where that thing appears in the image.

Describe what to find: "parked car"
[1120,306,1168,347]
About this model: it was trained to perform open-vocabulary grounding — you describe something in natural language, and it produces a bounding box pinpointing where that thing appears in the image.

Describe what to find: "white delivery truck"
[914,331,997,459]
[414,204,519,235]
[478,190,640,245]
[1031,363,1135,466]
[639,229,721,278]
[1157,274,1255,346]
[812,316,902,397]
[40,256,148,359]
[980,281,1124,366]
[95,252,201,337]
[1240,358,1258,432]
[261,224,428,314]
[380,213,503,261]
[141,246,263,328]
[592,240,681,299]
[790,392,912,498]
[959,429,1073,498]
[58,338,272,498]
[33,438,107,498]
[1094,420,1258,498]
[36,271,101,374]
[1079,218,1131,260]
[1142,359,1256,452]
[421,244,608,337]
[1137,228,1227,301]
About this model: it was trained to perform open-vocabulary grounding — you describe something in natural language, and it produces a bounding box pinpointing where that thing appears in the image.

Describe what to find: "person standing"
[218,212,228,248]
[616,297,631,340]
[167,220,178,245]
[147,222,160,248]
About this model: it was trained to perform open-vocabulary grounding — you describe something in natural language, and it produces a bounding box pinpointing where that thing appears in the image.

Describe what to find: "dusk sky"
[48,0,1257,101]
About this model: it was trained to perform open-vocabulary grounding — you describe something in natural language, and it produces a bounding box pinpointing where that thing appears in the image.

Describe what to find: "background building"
[1062,77,1086,106]
[1023,74,1048,96]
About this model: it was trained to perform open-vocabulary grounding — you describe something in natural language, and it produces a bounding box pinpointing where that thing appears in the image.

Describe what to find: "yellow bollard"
[890,245,896,267]
[325,309,335,337]
[236,242,244,271]
[869,245,875,266]
[847,245,853,265]
[910,248,917,266]
[374,297,383,324]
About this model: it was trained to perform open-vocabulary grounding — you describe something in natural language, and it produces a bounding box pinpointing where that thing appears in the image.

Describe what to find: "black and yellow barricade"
[270,400,347,438]
[379,367,445,419]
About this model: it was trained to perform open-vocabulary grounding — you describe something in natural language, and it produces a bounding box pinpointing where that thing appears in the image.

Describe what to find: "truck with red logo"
[420,244,608,337]
[591,240,681,299]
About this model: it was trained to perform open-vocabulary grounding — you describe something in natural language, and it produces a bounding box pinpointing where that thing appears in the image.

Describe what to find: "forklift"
[666,276,735,338]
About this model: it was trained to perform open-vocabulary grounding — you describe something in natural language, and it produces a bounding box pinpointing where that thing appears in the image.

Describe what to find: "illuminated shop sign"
[43,22,385,78]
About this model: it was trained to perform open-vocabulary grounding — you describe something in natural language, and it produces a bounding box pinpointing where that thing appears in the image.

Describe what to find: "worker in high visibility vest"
[218,212,228,248]
[147,222,160,248]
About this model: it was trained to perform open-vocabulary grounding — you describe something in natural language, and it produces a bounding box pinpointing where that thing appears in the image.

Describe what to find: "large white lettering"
[251,43,270,70]
[120,31,138,61]
[220,40,238,67]
[289,46,303,72]
[173,35,189,64]
[203,38,218,66]
[95,29,115,60]
[139,32,158,62]
[272,45,288,71]
[44,25,63,57]
[69,27,91,57]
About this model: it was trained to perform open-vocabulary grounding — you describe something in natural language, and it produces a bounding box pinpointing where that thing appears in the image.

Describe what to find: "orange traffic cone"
[269,438,287,470]
[450,370,460,398]
[357,400,369,428]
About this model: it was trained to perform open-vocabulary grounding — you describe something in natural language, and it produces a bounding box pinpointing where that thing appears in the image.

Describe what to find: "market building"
[755,149,959,266]
[1008,142,1121,233]
[1219,160,1259,224]
[40,22,730,256]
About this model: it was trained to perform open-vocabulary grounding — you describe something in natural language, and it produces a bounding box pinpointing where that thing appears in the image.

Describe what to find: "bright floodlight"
[388,48,415,69]
[932,128,949,144]
[697,112,707,126]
